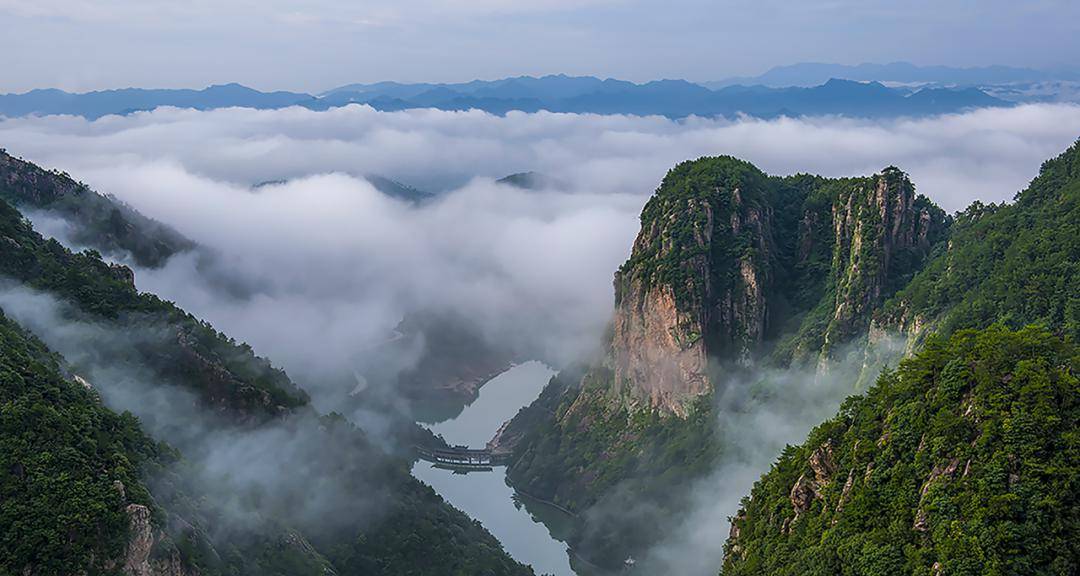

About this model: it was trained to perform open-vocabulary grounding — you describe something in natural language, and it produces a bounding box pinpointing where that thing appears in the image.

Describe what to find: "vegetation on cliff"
[0,312,163,575]
[506,141,1076,571]
[723,325,1079,575]
[613,155,946,412]
[506,367,720,566]
[0,149,195,268]
[721,139,1080,575]
[0,151,534,576]
[879,139,1080,344]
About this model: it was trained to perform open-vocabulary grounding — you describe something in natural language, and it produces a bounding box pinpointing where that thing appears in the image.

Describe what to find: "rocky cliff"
[502,155,952,570]
[609,157,945,414]
[611,158,772,415]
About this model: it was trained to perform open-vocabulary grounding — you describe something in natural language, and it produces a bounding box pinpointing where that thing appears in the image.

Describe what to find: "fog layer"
[2,103,1077,413]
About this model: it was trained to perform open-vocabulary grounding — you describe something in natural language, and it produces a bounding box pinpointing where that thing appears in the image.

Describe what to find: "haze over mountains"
[1,32,1079,572]
[706,61,1080,88]
[8,62,1070,120]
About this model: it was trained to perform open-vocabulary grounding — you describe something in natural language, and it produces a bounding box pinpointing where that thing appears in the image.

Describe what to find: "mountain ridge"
[1,76,1011,120]
[0,153,534,576]
[501,139,1079,571]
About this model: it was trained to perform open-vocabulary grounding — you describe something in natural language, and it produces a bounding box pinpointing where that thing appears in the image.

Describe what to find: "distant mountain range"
[4,67,1065,121]
[0,83,313,119]
[706,61,1080,88]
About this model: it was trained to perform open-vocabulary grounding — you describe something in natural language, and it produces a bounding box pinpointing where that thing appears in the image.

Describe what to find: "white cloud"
[1,103,1077,409]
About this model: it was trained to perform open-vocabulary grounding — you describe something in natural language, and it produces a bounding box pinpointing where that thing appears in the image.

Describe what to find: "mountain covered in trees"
[723,325,1078,575]
[1,132,1076,575]
[721,138,1080,575]
[0,155,531,575]
[1,76,1009,120]
[500,140,1080,571]
[0,150,196,268]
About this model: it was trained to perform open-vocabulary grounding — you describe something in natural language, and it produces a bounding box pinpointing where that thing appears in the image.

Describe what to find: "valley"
[411,361,576,576]
[3,1,1079,574]
[0,102,1076,575]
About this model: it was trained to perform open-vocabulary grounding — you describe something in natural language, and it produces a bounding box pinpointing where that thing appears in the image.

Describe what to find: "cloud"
[636,337,907,574]
[1,104,1077,415]
[2,101,1078,573]
[0,285,393,536]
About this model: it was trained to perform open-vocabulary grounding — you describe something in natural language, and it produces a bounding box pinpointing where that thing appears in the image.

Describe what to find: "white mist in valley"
[2,103,1079,574]
[0,284,398,537]
[4,104,1079,410]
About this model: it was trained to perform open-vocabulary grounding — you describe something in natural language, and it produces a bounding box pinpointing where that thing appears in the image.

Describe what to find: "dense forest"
[505,140,1080,571]
[0,154,532,575]
[721,140,1080,575]
[724,326,1079,575]
[0,312,163,575]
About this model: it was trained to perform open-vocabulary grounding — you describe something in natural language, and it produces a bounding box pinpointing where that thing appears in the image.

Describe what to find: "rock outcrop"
[822,168,942,354]
[101,503,195,576]
[784,442,837,531]
[609,158,945,414]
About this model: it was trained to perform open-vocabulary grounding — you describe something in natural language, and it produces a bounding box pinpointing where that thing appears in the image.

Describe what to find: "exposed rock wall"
[823,168,944,355]
[119,504,194,576]
[609,159,945,414]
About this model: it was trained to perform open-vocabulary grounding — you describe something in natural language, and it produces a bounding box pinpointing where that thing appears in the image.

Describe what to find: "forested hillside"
[877,139,1080,344]
[721,139,1080,575]
[724,326,1079,575]
[0,153,532,575]
[505,140,1079,571]
[0,150,195,267]
[0,312,170,575]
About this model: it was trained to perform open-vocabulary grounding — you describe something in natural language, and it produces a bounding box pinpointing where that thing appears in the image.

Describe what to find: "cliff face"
[609,158,945,414]
[611,158,776,415]
[822,168,942,354]
[874,139,1080,348]
[504,158,947,568]
[116,504,197,576]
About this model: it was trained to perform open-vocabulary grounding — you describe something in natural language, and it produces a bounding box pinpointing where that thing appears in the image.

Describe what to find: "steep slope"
[503,157,947,567]
[722,138,1080,576]
[876,139,1080,345]
[0,197,307,417]
[610,159,945,414]
[0,172,532,575]
[0,149,196,267]
[0,311,197,576]
[0,301,527,576]
[723,326,1079,575]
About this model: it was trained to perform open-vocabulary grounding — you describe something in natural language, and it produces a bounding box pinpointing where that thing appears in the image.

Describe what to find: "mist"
[0,284,395,538]
[1,104,1078,572]
[2,104,1078,416]
[633,337,906,574]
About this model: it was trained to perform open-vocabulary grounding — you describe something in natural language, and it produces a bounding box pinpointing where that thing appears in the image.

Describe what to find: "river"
[410,361,578,576]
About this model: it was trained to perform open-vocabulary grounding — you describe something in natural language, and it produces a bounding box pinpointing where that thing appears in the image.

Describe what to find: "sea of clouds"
[3,105,1077,400]
[1,103,1078,573]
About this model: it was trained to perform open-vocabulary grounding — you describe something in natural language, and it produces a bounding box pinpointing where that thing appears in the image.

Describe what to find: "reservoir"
[411,361,577,576]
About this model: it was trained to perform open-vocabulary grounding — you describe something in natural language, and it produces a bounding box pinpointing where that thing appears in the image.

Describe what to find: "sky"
[1,0,1078,93]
